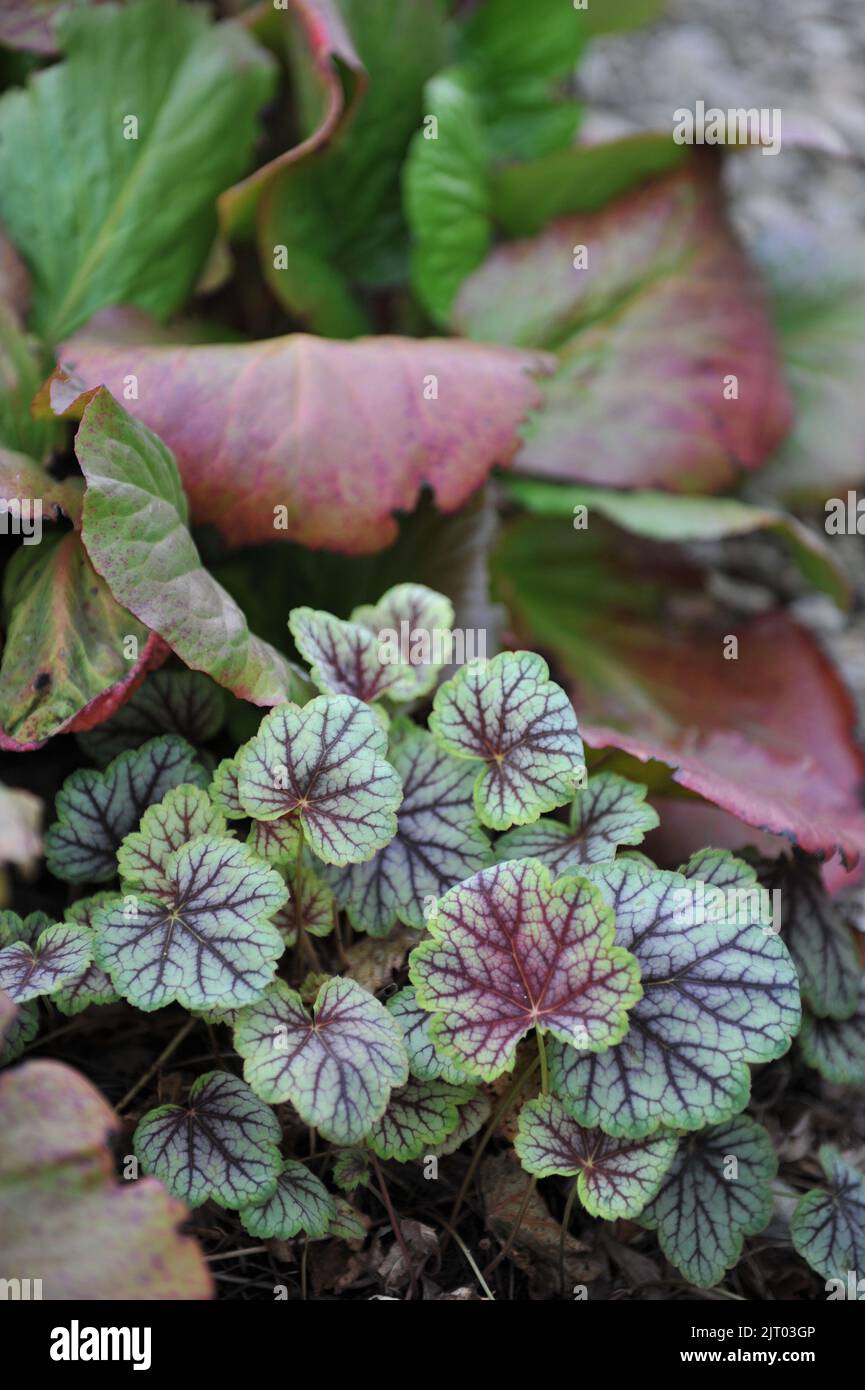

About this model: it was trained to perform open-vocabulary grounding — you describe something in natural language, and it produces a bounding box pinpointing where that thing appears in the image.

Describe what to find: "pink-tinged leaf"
[237,696,402,866]
[496,772,658,874]
[274,867,335,944]
[493,516,865,865]
[409,858,641,1082]
[234,975,409,1144]
[0,920,92,1003]
[515,1094,676,1219]
[49,335,548,553]
[455,164,792,492]
[0,1060,212,1298]
[429,650,585,831]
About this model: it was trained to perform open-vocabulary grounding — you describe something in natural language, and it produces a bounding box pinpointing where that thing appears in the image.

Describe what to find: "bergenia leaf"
[234,977,409,1145]
[45,734,208,883]
[352,584,456,700]
[409,858,641,1082]
[548,857,800,1137]
[78,670,225,768]
[429,1091,492,1157]
[94,837,288,1012]
[791,1145,865,1283]
[319,721,490,935]
[638,1116,777,1288]
[387,985,471,1085]
[134,1071,281,1211]
[496,772,659,874]
[0,921,92,1003]
[53,896,120,1017]
[274,870,335,945]
[117,784,229,894]
[238,1159,336,1241]
[428,650,585,831]
[237,696,402,865]
[365,1079,475,1162]
[333,1148,371,1193]
[514,1094,677,1220]
[757,852,860,1021]
[800,980,865,1085]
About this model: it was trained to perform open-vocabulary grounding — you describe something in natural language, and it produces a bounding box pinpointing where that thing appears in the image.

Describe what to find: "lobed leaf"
[274,868,336,945]
[387,985,471,1085]
[757,852,860,1020]
[52,895,120,1016]
[496,772,658,874]
[333,1148,371,1193]
[791,1146,865,1283]
[800,979,865,1085]
[117,784,229,894]
[238,1158,336,1241]
[78,669,225,768]
[0,920,92,1003]
[429,1091,492,1157]
[365,1079,475,1162]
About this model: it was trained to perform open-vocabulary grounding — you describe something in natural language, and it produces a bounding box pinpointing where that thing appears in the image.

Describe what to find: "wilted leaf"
[0,919,91,1002]
[52,894,120,1016]
[496,773,658,875]
[366,1079,475,1162]
[78,669,225,767]
[134,1070,281,1210]
[410,858,640,1082]
[800,979,865,1085]
[791,1146,865,1283]
[320,721,490,935]
[0,0,274,340]
[429,650,585,831]
[0,1059,212,1297]
[515,1094,676,1219]
[639,1116,777,1288]
[45,734,208,883]
[239,1158,336,1240]
[549,858,800,1137]
[387,985,471,1085]
[117,784,228,894]
[237,696,401,865]
[95,836,287,1012]
[234,976,409,1144]
[343,928,418,995]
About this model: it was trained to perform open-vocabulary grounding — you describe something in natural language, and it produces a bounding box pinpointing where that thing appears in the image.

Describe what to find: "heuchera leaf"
[429,1091,492,1157]
[800,979,865,1085]
[409,858,641,1082]
[238,1158,336,1240]
[320,721,490,936]
[117,784,229,894]
[0,0,275,341]
[333,1148,371,1193]
[514,1094,677,1220]
[365,1079,475,1162]
[50,334,547,553]
[0,997,38,1064]
[757,852,860,1020]
[429,650,585,831]
[94,836,287,1012]
[45,734,208,883]
[0,920,91,1003]
[548,857,801,1137]
[234,976,409,1144]
[791,1145,865,1283]
[387,986,471,1085]
[237,696,402,865]
[78,669,225,768]
[274,868,336,945]
[53,895,120,1016]
[134,1071,281,1211]
[638,1116,777,1288]
[496,772,659,875]
[0,1059,212,1298]
[210,756,244,820]
[326,1197,367,1243]
[0,909,53,947]
[455,164,792,491]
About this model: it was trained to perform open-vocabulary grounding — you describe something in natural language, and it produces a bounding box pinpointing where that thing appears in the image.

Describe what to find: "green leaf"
[95,835,287,1012]
[365,1079,475,1162]
[0,920,91,1003]
[238,1158,336,1240]
[791,1145,865,1283]
[247,815,302,868]
[325,1197,367,1242]
[496,773,658,875]
[134,1070,281,1211]
[70,388,301,707]
[319,721,491,936]
[210,756,244,820]
[0,0,275,341]
[639,1116,777,1288]
[45,734,207,883]
[409,858,641,1082]
[549,858,801,1137]
[274,867,336,945]
[757,853,860,1020]
[429,650,585,831]
[353,582,456,701]
[53,895,120,1016]
[459,0,588,86]
[0,998,38,1064]
[237,696,402,866]
[429,1091,491,1157]
[514,1094,676,1219]
[234,976,409,1145]
[0,909,53,947]
[117,784,229,894]
[78,670,225,768]
[332,1148,371,1193]
[386,985,471,1085]
[404,68,491,326]
[800,979,865,1085]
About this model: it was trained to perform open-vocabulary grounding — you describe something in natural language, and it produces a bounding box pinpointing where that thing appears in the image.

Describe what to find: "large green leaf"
[791,1146,865,1283]
[234,976,409,1145]
[0,0,275,340]
[496,772,658,875]
[409,858,641,1082]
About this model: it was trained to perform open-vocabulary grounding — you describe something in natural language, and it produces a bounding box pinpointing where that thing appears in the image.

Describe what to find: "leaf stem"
[293,827,306,970]
[116,1015,197,1113]
[536,1030,549,1095]
[559,1178,580,1297]
[370,1152,417,1300]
